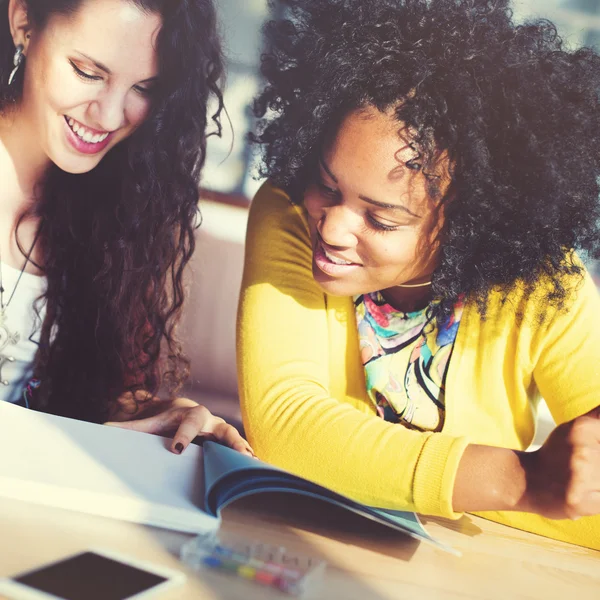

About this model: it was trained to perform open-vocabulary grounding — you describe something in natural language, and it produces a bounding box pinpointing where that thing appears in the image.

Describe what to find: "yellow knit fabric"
[237,182,600,550]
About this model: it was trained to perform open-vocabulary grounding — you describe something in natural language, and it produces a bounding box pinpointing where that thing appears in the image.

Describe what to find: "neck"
[0,107,51,218]
[380,284,433,313]
[0,108,48,271]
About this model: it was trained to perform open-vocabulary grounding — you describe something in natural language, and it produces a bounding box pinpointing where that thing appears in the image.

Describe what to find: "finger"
[195,432,219,444]
[171,406,213,454]
[567,490,600,520]
[210,421,256,457]
[572,413,600,445]
[586,405,600,420]
[577,448,600,490]
[105,408,183,435]
[104,419,165,433]
[584,490,600,517]
[169,397,201,410]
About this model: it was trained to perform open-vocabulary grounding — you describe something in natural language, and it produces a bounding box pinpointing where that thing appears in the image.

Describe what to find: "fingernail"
[175,442,184,454]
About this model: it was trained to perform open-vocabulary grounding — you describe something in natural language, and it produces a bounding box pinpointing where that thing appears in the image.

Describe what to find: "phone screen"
[13,552,169,600]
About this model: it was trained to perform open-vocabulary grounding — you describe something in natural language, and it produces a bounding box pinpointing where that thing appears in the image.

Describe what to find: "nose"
[87,88,127,132]
[317,204,357,249]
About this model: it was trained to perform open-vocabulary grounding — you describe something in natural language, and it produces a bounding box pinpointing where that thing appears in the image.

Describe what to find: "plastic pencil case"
[180,531,326,596]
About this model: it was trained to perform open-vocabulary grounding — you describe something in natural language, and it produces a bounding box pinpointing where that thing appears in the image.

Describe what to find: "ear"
[8,0,32,53]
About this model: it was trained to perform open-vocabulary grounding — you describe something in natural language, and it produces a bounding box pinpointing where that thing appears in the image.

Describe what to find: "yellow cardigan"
[237,182,600,550]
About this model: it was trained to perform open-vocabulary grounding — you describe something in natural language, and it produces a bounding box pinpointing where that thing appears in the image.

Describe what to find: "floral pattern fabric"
[355,292,464,432]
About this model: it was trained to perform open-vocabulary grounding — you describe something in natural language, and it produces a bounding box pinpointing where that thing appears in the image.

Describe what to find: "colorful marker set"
[180,533,326,596]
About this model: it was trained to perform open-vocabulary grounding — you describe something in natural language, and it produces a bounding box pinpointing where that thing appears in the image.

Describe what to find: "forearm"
[452,444,531,513]
[453,415,600,519]
[243,383,470,515]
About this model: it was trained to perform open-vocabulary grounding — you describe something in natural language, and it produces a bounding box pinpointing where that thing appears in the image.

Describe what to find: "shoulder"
[247,181,311,251]
[251,181,305,222]
[467,257,600,339]
[252,180,294,208]
[496,257,597,317]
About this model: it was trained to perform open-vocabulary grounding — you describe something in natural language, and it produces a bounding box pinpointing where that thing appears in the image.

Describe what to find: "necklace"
[0,228,42,386]
[397,281,432,288]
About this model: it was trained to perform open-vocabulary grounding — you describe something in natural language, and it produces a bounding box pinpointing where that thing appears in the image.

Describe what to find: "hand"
[520,406,600,519]
[104,393,255,458]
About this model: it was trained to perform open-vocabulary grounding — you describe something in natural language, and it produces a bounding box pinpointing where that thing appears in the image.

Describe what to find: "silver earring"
[8,44,25,86]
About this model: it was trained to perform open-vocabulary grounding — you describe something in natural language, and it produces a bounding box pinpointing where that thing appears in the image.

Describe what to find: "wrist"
[512,449,541,514]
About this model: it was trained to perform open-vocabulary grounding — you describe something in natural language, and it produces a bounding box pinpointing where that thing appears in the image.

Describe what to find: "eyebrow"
[319,156,421,219]
[74,52,158,84]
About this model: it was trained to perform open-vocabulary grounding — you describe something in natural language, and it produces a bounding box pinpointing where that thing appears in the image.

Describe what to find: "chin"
[312,269,361,298]
[318,282,365,298]
[50,152,104,175]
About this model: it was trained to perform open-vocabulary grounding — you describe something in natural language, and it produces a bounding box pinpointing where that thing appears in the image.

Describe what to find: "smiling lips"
[65,116,110,144]
[322,247,354,265]
[313,238,361,276]
[64,115,114,155]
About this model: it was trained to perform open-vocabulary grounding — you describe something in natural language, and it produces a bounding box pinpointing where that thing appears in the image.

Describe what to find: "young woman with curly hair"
[0,0,253,456]
[238,0,600,548]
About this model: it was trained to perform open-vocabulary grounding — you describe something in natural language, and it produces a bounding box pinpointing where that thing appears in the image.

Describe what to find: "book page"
[0,402,217,533]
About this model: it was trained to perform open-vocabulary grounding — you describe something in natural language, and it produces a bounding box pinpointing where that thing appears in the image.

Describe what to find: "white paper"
[0,402,217,533]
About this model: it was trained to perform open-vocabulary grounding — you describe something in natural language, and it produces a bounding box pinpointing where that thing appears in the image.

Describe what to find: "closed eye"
[69,60,102,82]
[366,213,400,232]
[316,180,339,198]
[133,84,155,97]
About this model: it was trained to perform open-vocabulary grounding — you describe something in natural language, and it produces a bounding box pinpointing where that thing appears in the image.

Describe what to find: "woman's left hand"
[104,393,255,457]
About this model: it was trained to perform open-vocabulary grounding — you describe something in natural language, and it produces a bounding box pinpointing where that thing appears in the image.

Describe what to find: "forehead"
[324,106,418,183]
[44,0,162,78]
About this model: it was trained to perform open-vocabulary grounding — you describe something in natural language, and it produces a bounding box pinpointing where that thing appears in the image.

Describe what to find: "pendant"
[0,308,20,386]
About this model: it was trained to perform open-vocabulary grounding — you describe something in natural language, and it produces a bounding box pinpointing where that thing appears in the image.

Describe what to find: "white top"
[0,262,46,403]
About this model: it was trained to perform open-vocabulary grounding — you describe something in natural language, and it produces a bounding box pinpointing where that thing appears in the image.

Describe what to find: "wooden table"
[1,493,598,600]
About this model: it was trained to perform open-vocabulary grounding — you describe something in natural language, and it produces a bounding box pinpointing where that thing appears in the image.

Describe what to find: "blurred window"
[205,0,600,203]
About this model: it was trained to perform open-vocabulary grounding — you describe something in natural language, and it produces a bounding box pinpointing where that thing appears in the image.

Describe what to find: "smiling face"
[304,106,451,308]
[12,0,161,174]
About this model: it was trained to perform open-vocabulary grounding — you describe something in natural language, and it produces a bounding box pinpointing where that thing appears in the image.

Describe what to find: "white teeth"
[66,117,109,144]
[324,249,353,265]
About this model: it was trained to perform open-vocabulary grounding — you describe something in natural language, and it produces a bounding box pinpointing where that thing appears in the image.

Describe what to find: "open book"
[0,401,456,554]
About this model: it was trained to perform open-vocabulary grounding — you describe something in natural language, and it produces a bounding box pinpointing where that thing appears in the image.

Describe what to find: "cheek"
[125,96,152,128]
[45,81,89,116]
[24,54,72,115]
[362,231,420,269]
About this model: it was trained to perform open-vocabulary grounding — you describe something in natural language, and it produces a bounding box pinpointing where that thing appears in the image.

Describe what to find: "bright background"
[204,0,600,202]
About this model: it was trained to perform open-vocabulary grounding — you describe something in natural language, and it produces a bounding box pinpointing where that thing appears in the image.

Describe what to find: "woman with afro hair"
[237,0,600,549]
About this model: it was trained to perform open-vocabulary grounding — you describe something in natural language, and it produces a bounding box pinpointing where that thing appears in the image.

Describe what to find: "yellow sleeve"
[237,182,469,517]
[532,267,600,423]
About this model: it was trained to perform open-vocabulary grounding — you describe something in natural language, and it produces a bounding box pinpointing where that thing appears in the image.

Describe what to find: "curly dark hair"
[252,0,600,318]
[0,0,224,421]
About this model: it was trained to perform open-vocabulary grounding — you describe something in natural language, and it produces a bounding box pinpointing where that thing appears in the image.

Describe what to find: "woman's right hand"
[452,405,600,518]
[520,406,600,520]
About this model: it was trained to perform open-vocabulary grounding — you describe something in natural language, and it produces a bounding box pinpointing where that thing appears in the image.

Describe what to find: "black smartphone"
[0,549,186,600]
